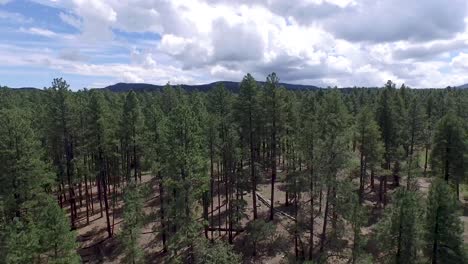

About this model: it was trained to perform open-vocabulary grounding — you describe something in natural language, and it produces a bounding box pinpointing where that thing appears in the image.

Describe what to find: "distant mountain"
[2,86,43,92]
[103,81,321,93]
[457,83,468,89]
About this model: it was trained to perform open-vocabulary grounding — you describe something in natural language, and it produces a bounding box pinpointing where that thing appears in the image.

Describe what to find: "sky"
[1,0,468,90]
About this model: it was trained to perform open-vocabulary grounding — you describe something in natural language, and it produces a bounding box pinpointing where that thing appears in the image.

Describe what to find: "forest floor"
[71,172,468,263]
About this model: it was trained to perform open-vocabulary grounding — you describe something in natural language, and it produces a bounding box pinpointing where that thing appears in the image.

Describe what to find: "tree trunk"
[101,171,112,238]
[217,162,221,236]
[444,145,450,182]
[319,187,330,254]
[159,172,167,252]
[250,112,258,220]
[396,204,403,263]
[58,183,63,208]
[308,165,314,260]
[84,169,90,225]
[97,176,103,217]
[424,145,429,176]
[383,176,387,207]
[210,140,214,242]
[295,185,299,260]
[432,207,439,264]
[359,150,364,203]
[270,108,277,221]
[78,182,83,207]
[379,176,384,207]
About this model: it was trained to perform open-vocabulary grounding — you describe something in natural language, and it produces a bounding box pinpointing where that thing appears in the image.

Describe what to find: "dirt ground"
[71,170,468,263]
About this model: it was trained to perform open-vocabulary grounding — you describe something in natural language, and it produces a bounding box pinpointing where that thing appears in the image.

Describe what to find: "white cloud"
[130,48,156,67]
[0,10,33,23]
[159,35,193,56]
[210,65,243,80]
[122,72,144,83]
[59,12,81,29]
[20,27,57,37]
[451,52,468,69]
[5,0,468,88]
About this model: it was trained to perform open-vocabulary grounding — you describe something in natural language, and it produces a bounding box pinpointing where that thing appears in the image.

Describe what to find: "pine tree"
[0,108,51,218]
[163,100,209,261]
[120,182,145,264]
[315,91,350,257]
[46,78,78,229]
[245,219,276,257]
[405,97,425,188]
[335,180,368,264]
[377,81,398,170]
[234,73,260,220]
[423,94,436,176]
[207,83,237,242]
[87,91,113,238]
[431,112,466,196]
[376,189,423,264]
[0,108,79,264]
[34,195,80,264]
[263,72,286,221]
[142,98,168,251]
[424,178,466,264]
[121,91,145,182]
[299,94,318,260]
[194,240,242,264]
[355,106,384,202]
[3,219,39,264]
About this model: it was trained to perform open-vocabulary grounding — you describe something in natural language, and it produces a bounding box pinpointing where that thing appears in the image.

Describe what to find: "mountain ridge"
[4,81,467,91]
[102,81,322,92]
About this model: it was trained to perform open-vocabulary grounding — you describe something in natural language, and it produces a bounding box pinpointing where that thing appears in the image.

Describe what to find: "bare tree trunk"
[97,176,103,217]
[319,187,330,254]
[269,109,277,221]
[383,176,387,207]
[308,165,314,260]
[359,150,364,203]
[250,113,258,220]
[84,168,90,225]
[217,162,221,236]
[97,149,112,238]
[78,182,83,208]
[90,177,94,214]
[424,145,429,176]
[159,172,167,252]
[295,186,299,260]
[210,140,214,242]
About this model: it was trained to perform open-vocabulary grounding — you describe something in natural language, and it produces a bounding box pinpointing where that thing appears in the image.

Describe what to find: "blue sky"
[1,0,468,90]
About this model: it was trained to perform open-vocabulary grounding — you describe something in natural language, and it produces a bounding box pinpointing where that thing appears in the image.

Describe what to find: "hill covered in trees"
[103,81,322,92]
[0,75,467,264]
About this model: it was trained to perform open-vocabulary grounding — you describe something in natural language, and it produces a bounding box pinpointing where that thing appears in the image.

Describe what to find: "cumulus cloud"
[393,40,468,60]
[59,12,82,29]
[211,18,264,61]
[122,72,144,83]
[325,0,468,42]
[6,0,468,88]
[20,27,57,37]
[130,48,156,67]
[451,52,468,70]
[58,49,88,62]
[0,10,33,23]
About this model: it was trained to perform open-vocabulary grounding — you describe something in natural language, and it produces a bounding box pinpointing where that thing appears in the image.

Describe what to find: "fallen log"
[207,227,245,232]
[255,192,296,221]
